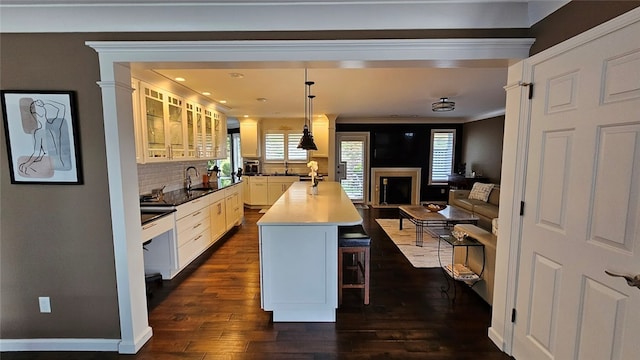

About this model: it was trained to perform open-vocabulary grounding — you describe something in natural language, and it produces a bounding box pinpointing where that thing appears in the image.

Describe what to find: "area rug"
[375,219,451,268]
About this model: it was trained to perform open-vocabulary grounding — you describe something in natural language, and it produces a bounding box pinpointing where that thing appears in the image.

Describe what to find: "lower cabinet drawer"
[177,228,211,268]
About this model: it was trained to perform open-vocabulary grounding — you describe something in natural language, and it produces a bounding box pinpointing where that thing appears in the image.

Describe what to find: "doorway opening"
[336,132,369,203]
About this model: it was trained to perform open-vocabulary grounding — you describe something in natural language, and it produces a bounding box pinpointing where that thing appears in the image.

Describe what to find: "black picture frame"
[1,90,83,184]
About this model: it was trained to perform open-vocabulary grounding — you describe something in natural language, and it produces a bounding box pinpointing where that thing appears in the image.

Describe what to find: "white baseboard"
[118,326,153,354]
[488,326,505,351]
[0,338,120,352]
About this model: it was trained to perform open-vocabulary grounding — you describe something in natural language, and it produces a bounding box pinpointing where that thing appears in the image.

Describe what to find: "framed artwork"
[1,90,83,184]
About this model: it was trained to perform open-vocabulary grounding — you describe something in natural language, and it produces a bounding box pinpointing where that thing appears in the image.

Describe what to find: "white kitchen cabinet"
[137,81,187,162]
[209,190,226,244]
[185,102,203,158]
[175,194,211,269]
[131,79,144,163]
[311,117,329,157]
[240,119,260,158]
[213,111,227,159]
[267,177,299,205]
[225,184,242,230]
[132,80,228,163]
[242,178,250,206]
[247,176,269,206]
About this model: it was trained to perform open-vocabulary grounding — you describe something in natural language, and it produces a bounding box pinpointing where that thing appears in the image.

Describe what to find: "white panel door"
[513,19,640,360]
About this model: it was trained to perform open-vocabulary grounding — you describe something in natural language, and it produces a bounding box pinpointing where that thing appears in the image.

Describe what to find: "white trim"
[0,339,120,352]
[1,2,539,33]
[84,37,534,354]
[467,108,506,122]
[87,38,535,63]
[371,167,422,206]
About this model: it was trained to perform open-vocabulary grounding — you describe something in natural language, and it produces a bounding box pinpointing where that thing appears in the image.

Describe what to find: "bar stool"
[338,224,371,305]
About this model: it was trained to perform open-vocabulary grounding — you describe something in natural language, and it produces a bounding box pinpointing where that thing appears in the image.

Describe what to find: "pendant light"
[297,69,318,150]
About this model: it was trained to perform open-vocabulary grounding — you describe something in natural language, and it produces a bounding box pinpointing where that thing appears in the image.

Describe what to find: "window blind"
[264,133,285,161]
[264,131,308,162]
[287,133,306,161]
[430,131,455,184]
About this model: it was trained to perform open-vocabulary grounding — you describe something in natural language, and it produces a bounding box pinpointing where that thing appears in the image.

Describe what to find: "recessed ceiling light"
[201,91,211,96]
[174,77,186,82]
[219,100,227,104]
[229,72,244,79]
[243,115,249,118]
[256,97,268,102]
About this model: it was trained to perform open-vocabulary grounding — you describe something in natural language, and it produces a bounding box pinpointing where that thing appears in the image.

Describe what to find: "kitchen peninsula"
[257,181,362,322]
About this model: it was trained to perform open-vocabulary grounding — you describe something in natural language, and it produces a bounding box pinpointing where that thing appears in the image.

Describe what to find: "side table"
[437,233,485,302]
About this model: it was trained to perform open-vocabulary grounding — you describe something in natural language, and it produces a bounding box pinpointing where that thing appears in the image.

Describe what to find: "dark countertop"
[139,177,242,208]
[245,173,326,181]
[141,209,176,225]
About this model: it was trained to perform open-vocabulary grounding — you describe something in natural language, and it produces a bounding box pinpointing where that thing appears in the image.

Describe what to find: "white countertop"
[257,181,362,226]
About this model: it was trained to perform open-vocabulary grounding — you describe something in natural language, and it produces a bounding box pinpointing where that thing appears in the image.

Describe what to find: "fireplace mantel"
[371,167,421,207]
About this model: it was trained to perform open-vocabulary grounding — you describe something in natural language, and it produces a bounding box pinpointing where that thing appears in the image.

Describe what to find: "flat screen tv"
[373,131,420,164]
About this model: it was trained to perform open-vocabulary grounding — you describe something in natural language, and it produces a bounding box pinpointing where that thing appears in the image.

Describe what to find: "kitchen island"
[257,181,362,322]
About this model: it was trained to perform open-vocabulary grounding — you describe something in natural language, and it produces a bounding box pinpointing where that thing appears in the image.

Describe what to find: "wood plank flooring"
[2,208,513,359]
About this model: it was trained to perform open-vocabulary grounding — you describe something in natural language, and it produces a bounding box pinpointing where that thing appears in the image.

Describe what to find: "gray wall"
[0,33,120,338]
[1,1,637,342]
[462,116,505,184]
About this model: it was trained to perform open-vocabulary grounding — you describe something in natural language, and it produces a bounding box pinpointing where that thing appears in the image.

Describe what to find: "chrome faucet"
[185,166,199,191]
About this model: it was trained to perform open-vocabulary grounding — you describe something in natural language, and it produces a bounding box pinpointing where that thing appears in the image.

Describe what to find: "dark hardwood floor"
[2,208,512,359]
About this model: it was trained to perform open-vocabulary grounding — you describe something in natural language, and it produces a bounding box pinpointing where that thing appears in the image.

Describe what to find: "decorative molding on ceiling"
[0,1,568,33]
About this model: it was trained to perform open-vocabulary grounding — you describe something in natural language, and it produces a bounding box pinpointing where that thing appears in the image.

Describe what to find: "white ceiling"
[148,61,513,122]
[1,0,569,123]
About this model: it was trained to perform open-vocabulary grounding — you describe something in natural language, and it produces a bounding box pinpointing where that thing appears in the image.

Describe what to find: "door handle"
[605,270,640,289]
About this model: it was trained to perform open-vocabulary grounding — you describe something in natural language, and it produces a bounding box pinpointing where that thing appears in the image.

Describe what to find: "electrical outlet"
[38,296,51,313]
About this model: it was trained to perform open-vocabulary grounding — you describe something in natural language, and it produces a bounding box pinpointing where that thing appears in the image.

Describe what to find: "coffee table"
[398,205,479,246]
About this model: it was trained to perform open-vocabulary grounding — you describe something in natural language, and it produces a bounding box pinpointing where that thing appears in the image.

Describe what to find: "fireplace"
[371,167,421,207]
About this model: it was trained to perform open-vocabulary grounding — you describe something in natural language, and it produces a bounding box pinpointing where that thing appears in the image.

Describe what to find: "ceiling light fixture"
[298,69,318,151]
[201,91,211,96]
[174,77,186,82]
[432,97,456,112]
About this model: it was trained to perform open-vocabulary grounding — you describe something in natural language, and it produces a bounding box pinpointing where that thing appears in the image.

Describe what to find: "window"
[429,130,455,185]
[264,131,307,162]
[210,132,242,178]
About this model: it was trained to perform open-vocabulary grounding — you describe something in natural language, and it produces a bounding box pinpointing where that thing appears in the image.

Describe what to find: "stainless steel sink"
[188,187,212,192]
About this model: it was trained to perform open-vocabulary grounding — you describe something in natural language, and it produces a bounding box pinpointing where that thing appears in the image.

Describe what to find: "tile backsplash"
[138,161,209,195]
[138,157,328,195]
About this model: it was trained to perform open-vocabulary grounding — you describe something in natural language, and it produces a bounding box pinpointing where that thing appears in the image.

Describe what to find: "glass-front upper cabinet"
[143,85,167,159]
[186,102,203,158]
[134,80,227,162]
[138,82,186,161]
[204,109,214,158]
[213,110,228,159]
[167,95,184,159]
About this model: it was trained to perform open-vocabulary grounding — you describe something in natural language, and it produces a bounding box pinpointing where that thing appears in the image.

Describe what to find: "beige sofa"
[448,184,499,305]
[448,185,499,231]
[452,223,497,305]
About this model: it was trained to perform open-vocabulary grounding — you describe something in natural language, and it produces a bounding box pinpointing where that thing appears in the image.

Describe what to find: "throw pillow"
[468,182,494,202]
